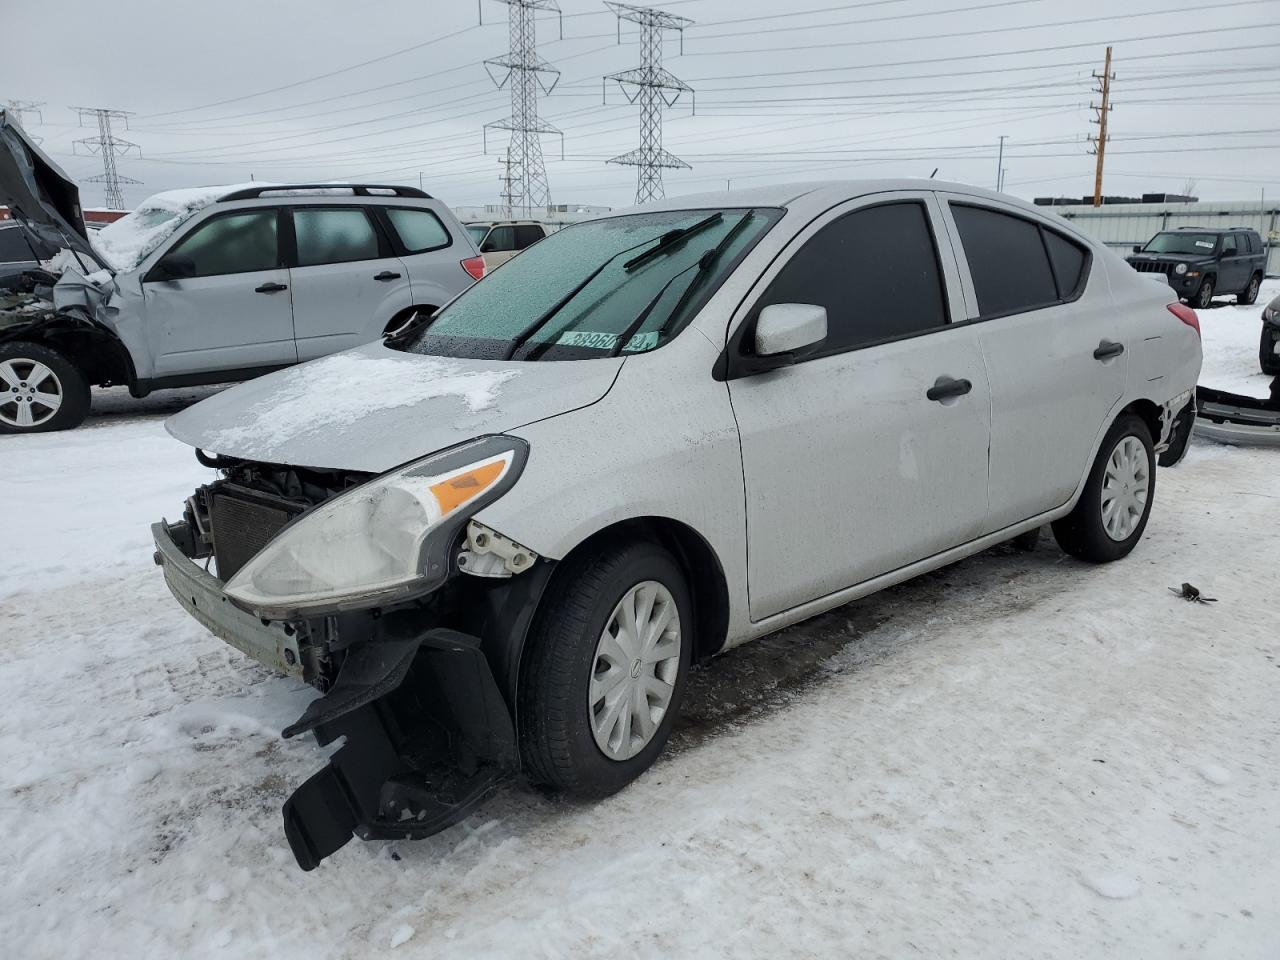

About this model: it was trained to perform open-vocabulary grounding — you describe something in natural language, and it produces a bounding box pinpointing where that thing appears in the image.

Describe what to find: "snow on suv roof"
[93,182,261,272]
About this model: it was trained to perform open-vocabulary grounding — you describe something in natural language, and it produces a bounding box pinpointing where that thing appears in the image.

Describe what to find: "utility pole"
[604,2,694,205]
[72,107,141,210]
[1088,46,1114,209]
[995,135,1006,191]
[482,0,564,217]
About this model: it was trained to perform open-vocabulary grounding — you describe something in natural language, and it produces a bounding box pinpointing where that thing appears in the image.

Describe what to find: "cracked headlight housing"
[224,436,528,618]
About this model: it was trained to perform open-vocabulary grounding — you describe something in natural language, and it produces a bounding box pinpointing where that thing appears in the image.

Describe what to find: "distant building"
[1,205,129,229]
[452,203,612,228]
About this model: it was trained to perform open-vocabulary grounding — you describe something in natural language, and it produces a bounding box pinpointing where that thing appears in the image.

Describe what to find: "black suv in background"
[1127,226,1266,309]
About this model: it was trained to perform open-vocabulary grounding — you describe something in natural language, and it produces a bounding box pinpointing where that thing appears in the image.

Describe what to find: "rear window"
[514,224,545,249]
[951,205,1058,317]
[386,208,451,253]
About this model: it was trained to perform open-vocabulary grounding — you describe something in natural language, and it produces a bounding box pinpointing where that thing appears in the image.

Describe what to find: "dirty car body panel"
[153,180,1201,868]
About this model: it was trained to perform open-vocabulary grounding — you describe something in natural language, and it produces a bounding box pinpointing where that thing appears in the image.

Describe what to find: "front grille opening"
[209,487,303,580]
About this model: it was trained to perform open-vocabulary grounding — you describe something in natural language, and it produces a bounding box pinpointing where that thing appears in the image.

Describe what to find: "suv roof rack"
[218,184,432,201]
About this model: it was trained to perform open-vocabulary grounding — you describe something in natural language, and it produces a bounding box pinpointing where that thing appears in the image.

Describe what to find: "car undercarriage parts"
[456,520,539,578]
[281,621,517,871]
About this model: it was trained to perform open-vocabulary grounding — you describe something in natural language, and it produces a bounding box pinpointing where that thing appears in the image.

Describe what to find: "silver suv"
[0,110,483,432]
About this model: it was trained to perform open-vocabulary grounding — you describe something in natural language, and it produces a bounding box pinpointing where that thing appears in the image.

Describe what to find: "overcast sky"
[6,0,1280,210]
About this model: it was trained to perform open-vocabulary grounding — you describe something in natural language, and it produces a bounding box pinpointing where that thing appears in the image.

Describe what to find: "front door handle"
[255,282,288,294]
[1093,339,1125,360]
[373,271,402,282]
[926,376,973,402]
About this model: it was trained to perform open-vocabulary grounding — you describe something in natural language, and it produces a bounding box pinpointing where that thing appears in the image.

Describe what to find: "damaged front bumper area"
[152,512,532,870]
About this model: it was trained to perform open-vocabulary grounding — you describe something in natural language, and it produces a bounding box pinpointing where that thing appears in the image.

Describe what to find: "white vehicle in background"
[464,219,550,271]
[151,179,1201,869]
[0,109,483,433]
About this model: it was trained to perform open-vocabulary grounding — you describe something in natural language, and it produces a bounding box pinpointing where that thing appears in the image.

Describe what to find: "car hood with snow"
[164,340,624,473]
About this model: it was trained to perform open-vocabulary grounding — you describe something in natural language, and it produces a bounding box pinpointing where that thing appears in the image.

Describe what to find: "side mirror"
[1132,245,1143,254]
[151,254,195,281]
[755,303,827,357]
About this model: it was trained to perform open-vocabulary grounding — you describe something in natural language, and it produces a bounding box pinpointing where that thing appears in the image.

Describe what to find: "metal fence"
[1045,200,1280,276]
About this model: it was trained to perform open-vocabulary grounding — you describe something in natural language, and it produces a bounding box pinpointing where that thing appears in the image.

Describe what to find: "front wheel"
[0,342,91,433]
[1261,327,1280,376]
[1052,414,1156,563]
[1193,276,1215,310]
[519,539,692,798]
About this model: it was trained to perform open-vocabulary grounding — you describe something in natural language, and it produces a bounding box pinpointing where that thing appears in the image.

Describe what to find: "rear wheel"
[519,539,691,798]
[1193,276,1215,310]
[1261,327,1280,376]
[0,342,91,433]
[1238,272,1262,306]
[1052,414,1155,563]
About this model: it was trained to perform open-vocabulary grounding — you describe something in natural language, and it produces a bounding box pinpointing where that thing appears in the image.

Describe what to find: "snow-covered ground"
[2,307,1278,958]
[1196,277,1278,399]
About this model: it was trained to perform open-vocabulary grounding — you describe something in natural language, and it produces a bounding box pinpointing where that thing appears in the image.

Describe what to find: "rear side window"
[514,225,545,249]
[1222,234,1238,256]
[164,211,279,277]
[386,208,451,253]
[1043,230,1088,299]
[951,205,1059,317]
[752,200,948,355]
[293,208,380,267]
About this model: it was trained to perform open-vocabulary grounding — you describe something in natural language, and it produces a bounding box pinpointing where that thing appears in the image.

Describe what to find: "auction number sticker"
[556,330,660,352]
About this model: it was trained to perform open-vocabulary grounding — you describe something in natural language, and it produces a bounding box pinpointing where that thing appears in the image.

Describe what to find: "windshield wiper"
[609,210,758,358]
[622,213,723,273]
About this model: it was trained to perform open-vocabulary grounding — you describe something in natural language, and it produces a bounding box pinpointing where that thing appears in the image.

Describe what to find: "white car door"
[287,206,413,361]
[936,197,1126,531]
[142,208,297,377]
[725,194,992,621]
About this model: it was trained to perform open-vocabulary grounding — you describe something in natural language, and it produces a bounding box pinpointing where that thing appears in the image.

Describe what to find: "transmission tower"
[482,0,563,217]
[4,100,45,143]
[72,107,141,210]
[604,2,693,205]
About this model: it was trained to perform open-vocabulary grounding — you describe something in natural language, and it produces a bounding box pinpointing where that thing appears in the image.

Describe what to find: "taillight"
[461,256,485,281]
[1167,302,1200,337]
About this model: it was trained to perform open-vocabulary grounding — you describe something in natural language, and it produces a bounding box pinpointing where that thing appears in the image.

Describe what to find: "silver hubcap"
[0,358,63,428]
[589,580,681,761]
[1101,435,1150,542]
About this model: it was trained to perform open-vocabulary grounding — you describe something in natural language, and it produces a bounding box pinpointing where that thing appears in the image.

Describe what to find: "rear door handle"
[926,376,973,402]
[1093,340,1125,360]
[373,271,402,282]
[255,282,288,294]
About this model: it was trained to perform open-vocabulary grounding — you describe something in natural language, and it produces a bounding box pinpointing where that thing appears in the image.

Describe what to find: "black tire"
[0,341,91,434]
[519,538,692,799]
[1193,276,1215,310]
[1052,413,1156,563]
[1238,272,1262,306]
[1261,327,1280,376]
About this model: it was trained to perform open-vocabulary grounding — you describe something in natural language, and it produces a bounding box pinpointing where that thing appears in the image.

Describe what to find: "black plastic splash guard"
[282,626,517,870]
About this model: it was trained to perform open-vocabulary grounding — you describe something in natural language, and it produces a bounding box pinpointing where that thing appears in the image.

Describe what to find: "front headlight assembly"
[224,436,528,618]
[1174,263,1188,275]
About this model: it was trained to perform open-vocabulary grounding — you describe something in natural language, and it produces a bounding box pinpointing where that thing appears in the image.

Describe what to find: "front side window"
[386,208,450,253]
[481,226,516,253]
[293,208,380,267]
[750,201,948,356]
[161,210,279,278]
[1142,232,1218,255]
[396,208,780,361]
[951,204,1058,317]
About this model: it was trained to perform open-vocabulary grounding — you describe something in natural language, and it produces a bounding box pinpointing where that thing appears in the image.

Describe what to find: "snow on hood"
[164,341,625,473]
[92,183,263,271]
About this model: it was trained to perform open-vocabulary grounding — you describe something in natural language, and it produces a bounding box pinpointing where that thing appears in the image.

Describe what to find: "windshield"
[465,224,490,245]
[398,208,780,361]
[1142,232,1219,255]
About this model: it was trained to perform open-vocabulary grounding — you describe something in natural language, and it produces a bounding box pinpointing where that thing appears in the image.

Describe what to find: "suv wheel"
[1052,414,1155,563]
[1262,327,1280,376]
[0,342,91,433]
[519,539,692,798]
[1238,273,1262,306]
[1193,276,1215,310]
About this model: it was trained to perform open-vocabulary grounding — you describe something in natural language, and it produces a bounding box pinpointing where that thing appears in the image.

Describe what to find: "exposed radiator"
[209,487,303,581]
